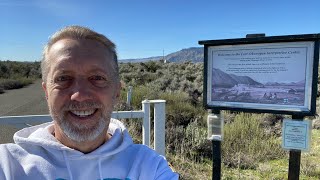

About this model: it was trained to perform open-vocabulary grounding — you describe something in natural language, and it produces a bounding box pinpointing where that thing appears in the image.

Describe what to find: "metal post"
[288,150,301,180]
[212,140,221,180]
[288,115,304,180]
[127,86,132,106]
[211,110,221,180]
[153,100,166,156]
[142,100,150,147]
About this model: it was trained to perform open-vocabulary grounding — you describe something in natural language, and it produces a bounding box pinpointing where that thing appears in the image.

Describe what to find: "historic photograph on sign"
[207,41,315,112]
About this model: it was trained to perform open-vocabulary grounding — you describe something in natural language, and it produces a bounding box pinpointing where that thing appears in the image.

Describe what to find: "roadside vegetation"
[2,59,320,179]
[116,61,320,179]
[0,60,41,94]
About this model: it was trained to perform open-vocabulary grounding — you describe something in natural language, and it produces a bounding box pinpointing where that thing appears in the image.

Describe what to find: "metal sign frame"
[199,34,320,116]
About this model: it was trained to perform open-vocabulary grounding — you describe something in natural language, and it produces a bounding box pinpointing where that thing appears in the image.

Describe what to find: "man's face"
[42,38,120,142]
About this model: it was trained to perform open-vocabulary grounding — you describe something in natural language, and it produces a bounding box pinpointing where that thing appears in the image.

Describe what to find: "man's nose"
[70,78,93,102]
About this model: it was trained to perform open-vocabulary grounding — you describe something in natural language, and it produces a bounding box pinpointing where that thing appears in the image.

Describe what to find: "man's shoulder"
[128,144,158,154]
[0,143,19,149]
[123,144,179,179]
[0,143,25,163]
[0,143,24,153]
[125,144,167,161]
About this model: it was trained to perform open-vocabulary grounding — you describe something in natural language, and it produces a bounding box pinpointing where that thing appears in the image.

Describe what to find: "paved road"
[0,79,48,143]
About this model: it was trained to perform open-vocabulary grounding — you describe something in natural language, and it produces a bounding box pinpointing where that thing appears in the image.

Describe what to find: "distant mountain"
[213,68,262,88]
[119,56,162,63]
[229,74,262,86]
[165,47,203,62]
[119,47,203,63]
[265,80,305,86]
[212,68,238,88]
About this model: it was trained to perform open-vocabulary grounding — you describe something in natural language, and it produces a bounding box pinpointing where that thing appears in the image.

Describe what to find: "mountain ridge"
[119,47,203,63]
[212,68,262,88]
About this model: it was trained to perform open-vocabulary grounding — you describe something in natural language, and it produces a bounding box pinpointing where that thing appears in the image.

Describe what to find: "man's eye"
[56,76,72,82]
[89,76,108,87]
[90,76,106,81]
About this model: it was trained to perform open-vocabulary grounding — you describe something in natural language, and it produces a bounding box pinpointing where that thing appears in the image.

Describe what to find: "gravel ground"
[0,79,49,143]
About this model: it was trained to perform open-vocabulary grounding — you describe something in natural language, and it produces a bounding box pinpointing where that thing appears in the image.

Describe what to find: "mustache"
[63,101,103,110]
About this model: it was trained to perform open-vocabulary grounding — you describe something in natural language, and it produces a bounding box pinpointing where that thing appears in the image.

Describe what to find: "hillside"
[166,47,203,62]
[120,47,203,63]
[212,68,262,88]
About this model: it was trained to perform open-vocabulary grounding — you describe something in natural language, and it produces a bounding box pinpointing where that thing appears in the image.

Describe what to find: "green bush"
[222,113,286,169]
[0,61,41,79]
[0,78,34,90]
[166,121,211,161]
[301,159,320,178]
[163,92,205,127]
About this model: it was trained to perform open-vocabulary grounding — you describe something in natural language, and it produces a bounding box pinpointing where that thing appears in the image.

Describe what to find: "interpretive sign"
[199,34,320,115]
[282,119,311,151]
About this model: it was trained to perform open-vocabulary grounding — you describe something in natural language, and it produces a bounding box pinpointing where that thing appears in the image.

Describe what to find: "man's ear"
[42,82,48,100]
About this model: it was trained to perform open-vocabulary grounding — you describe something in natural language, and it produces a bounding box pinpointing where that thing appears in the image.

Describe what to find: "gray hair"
[41,25,119,82]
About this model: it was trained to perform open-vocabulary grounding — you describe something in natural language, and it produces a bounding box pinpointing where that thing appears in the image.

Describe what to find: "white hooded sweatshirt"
[0,119,179,180]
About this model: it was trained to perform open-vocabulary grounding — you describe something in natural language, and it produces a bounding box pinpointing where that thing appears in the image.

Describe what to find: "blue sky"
[1,0,320,61]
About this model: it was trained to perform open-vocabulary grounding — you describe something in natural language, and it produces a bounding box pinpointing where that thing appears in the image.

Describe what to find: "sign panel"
[282,119,311,151]
[206,41,316,114]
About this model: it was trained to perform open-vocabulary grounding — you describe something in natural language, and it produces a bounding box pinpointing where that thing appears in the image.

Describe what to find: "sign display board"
[199,34,320,115]
[282,119,311,151]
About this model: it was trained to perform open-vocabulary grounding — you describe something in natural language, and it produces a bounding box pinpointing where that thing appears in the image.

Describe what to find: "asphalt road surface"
[0,79,49,143]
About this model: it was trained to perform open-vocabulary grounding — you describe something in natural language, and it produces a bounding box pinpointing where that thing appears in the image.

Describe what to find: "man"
[0,26,179,180]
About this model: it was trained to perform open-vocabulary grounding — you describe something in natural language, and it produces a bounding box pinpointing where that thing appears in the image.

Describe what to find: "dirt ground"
[0,79,49,143]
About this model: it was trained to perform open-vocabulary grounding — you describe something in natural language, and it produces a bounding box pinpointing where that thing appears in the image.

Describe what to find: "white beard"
[59,115,107,142]
[49,101,112,143]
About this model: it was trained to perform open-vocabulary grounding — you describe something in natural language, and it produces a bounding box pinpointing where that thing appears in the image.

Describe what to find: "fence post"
[142,100,150,147]
[127,86,132,106]
[153,100,166,156]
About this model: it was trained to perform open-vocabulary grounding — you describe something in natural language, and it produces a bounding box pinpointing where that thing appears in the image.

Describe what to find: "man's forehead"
[48,38,112,62]
[49,39,104,54]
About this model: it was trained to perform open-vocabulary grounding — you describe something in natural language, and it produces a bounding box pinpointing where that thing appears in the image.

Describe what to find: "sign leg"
[212,140,221,180]
[288,150,301,180]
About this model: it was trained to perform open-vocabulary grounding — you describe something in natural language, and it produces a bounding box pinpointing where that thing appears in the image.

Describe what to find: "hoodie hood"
[13,118,133,158]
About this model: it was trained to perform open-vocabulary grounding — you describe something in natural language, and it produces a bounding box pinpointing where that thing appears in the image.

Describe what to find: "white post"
[152,100,166,156]
[127,86,132,106]
[142,100,150,147]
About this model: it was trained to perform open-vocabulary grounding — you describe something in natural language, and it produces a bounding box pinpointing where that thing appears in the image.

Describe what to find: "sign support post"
[212,138,221,180]
[288,115,304,180]
[288,150,301,180]
[207,109,222,180]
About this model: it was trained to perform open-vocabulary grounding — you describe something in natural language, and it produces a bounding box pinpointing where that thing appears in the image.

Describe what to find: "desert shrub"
[119,61,204,94]
[166,121,211,162]
[130,85,161,109]
[161,92,206,127]
[222,113,286,169]
[301,158,320,178]
[166,153,211,180]
[312,119,320,129]
[120,118,143,144]
[0,60,41,79]
[0,61,40,93]
[0,78,34,90]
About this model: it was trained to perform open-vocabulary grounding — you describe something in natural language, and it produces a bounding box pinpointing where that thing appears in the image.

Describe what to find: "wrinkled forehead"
[44,38,118,81]
[48,38,111,61]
